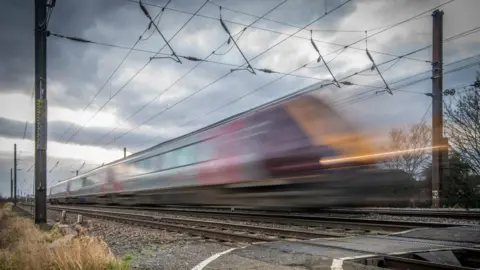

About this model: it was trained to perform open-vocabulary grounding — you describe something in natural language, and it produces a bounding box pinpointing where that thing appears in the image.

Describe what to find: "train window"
[85,173,102,185]
[133,158,150,174]
[83,177,95,186]
[197,139,216,162]
[182,144,197,165]
[150,154,163,171]
[69,179,83,192]
[163,151,175,169]
[51,185,64,195]
[176,146,191,166]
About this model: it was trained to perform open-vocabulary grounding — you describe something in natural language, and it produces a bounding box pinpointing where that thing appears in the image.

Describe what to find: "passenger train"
[49,84,413,209]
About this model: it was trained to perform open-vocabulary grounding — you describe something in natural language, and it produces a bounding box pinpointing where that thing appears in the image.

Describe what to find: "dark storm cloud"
[0,0,130,96]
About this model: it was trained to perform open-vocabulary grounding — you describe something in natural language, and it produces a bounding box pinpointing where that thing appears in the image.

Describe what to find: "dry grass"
[0,203,132,270]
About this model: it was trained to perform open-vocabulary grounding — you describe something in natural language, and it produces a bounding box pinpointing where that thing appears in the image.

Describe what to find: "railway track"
[320,207,480,219]
[51,204,469,231]
[47,206,347,243]
[46,204,464,242]
[50,203,480,220]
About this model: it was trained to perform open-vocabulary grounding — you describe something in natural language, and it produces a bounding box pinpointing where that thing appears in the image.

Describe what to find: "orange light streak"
[319,145,448,165]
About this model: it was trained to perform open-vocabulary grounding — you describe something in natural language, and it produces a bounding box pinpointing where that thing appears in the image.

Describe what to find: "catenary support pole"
[10,168,13,200]
[14,144,17,205]
[34,0,48,223]
[431,9,444,208]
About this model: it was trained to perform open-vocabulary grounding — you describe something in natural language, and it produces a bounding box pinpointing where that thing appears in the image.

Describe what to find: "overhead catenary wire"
[147,39,480,149]
[61,0,209,146]
[420,102,433,125]
[218,6,258,74]
[364,30,393,95]
[349,51,480,105]
[48,161,59,173]
[334,59,480,108]
[92,0,291,146]
[128,0,432,64]
[100,0,353,148]
[45,7,170,169]
[140,0,172,41]
[136,44,463,149]
[310,30,340,87]
[49,28,429,65]
[104,0,464,149]
[213,28,247,56]
[356,58,402,76]
[49,31,352,81]
[139,0,182,63]
[205,0,430,34]
[179,58,322,130]
[329,25,480,106]
[51,6,168,146]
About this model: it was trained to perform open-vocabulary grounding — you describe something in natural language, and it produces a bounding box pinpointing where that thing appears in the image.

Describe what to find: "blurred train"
[48,85,414,209]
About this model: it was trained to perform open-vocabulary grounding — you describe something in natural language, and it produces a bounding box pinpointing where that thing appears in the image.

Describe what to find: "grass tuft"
[0,203,131,270]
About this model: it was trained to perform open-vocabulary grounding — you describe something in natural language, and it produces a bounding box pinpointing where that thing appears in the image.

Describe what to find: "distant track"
[321,207,480,219]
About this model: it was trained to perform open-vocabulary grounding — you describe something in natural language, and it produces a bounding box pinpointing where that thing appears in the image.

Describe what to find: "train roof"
[51,81,333,187]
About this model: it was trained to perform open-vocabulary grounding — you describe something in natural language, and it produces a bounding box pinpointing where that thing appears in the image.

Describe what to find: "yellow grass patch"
[0,203,131,270]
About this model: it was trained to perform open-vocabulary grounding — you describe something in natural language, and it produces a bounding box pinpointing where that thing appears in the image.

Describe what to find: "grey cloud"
[0,117,170,150]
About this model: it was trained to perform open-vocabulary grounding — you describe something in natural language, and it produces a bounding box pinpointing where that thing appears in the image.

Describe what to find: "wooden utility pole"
[34,0,48,223]
[124,147,127,158]
[431,9,444,208]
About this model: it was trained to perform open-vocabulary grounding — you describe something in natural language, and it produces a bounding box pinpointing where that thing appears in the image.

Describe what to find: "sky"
[1,0,479,197]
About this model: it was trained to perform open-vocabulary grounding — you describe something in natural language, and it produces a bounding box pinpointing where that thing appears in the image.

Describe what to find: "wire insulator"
[67,36,92,43]
[259,68,275,73]
[139,0,151,19]
[183,56,203,62]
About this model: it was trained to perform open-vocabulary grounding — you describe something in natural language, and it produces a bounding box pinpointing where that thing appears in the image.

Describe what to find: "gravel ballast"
[46,209,237,270]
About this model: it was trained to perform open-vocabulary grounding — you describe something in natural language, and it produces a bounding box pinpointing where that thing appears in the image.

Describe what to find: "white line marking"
[330,254,374,270]
[191,247,238,270]
[330,258,344,270]
[389,227,426,235]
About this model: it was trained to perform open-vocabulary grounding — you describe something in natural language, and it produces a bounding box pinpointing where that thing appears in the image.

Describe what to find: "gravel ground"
[46,209,238,270]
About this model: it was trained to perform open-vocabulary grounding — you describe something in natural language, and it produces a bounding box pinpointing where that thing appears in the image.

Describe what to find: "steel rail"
[47,204,460,232]
[48,206,345,241]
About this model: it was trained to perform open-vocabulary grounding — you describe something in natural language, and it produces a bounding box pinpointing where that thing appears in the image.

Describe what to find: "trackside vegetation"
[0,202,132,270]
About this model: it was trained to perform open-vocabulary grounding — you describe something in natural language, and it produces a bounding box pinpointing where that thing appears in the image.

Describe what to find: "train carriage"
[49,87,413,209]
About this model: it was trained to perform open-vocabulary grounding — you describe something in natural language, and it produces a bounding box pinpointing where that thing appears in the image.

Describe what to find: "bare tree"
[445,75,480,175]
[383,123,431,180]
